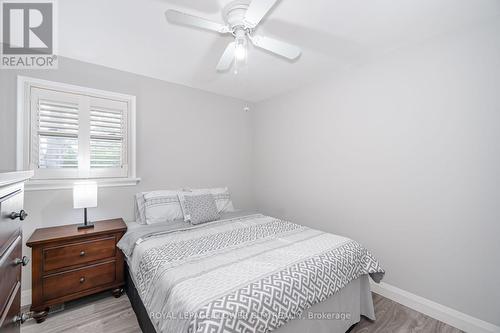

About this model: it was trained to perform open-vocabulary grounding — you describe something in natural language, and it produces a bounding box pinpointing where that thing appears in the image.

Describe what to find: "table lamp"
[73,181,97,229]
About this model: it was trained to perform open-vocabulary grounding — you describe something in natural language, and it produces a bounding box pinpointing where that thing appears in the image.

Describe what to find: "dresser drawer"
[42,261,116,301]
[0,281,21,333]
[0,235,21,318]
[43,236,116,272]
[0,185,23,258]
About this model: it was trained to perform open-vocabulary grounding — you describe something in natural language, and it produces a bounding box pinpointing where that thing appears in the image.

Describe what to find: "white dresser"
[0,171,33,333]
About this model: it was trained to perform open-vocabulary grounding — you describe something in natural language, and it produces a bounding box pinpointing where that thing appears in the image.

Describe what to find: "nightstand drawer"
[42,261,116,301]
[43,236,116,272]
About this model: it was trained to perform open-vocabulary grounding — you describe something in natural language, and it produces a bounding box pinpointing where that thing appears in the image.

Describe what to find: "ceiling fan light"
[235,43,247,61]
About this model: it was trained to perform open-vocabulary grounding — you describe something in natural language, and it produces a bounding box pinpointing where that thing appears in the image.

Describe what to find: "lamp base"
[77,208,95,230]
[77,222,94,230]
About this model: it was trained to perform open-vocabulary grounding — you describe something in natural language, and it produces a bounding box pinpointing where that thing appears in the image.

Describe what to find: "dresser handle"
[13,313,29,324]
[10,210,28,221]
[14,256,29,266]
[80,277,85,283]
[80,251,85,256]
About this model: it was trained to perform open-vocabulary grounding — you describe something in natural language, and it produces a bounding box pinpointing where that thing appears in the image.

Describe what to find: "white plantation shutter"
[88,97,128,178]
[38,100,79,168]
[28,86,131,180]
[30,88,82,179]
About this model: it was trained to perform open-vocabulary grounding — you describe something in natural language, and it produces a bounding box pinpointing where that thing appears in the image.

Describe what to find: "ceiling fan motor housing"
[223,0,252,32]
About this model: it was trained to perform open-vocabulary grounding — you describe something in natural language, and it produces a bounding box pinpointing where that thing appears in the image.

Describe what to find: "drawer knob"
[10,210,28,221]
[14,256,29,266]
[80,276,85,283]
[13,312,29,324]
[80,251,85,257]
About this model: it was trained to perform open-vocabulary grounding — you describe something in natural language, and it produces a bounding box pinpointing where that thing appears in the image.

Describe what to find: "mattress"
[119,212,384,333]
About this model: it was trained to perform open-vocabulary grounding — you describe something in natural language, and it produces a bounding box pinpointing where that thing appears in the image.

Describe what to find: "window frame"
[17,76,140,191]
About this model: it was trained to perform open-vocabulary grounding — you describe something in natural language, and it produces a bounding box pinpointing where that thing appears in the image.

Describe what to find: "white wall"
[252,20,500,326]
[0,57,255,294]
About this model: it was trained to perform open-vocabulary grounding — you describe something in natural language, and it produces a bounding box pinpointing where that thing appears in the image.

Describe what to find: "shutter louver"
[90,106,125,169]
[37,100,79,169]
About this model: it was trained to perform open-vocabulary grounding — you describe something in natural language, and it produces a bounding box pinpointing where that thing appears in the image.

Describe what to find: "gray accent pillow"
[182,194,220,225]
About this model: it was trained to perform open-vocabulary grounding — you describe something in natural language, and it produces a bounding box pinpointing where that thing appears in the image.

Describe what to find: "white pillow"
[182,187,235,213]
[134,192,147,225]
[143,190,184,224]
[177,192,191,222]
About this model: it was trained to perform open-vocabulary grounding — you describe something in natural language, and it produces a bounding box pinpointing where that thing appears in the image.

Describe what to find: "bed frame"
[125,264,157,333]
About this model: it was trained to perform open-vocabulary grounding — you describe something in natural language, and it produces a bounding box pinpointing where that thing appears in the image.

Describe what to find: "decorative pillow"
[178,193,220,224]
[182,187,235,213]
[143,190,184,224]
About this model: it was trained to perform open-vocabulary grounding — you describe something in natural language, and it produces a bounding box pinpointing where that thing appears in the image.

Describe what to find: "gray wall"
[1,19,498,326]
[0,57,255,293]
[252,21,500,325]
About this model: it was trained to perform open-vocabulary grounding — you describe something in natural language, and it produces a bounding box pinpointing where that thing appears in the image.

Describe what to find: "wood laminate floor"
[349,294,462,333]
[22,292,462,333]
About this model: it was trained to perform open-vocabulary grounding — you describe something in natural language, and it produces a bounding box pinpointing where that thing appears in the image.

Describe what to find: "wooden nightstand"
[26,218,127,323]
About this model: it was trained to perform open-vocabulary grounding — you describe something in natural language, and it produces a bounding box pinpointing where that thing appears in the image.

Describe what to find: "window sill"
[25,177,141,191]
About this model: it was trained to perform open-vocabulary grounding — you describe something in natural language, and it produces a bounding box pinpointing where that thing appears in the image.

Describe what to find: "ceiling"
[58,0,500,102]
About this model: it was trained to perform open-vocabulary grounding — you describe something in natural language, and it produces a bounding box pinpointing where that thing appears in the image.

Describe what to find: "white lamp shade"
[73,182,98,209]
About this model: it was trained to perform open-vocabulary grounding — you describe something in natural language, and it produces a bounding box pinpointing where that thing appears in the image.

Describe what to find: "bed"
[118,211,384,333]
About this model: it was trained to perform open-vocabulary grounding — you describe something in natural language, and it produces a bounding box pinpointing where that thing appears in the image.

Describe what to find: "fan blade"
[216,42,235,71]
[165,9,229,34]
[250,35,301,60]
[244,0,279,27]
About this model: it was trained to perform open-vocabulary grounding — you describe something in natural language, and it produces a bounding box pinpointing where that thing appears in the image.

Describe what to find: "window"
[17,76,139,190]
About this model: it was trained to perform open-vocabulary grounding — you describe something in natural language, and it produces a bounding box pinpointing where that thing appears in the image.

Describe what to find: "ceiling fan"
[165,0,302,72]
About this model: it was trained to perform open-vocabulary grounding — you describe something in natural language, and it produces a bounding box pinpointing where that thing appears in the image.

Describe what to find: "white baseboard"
[370,281,500,333]
[21,289,31,308]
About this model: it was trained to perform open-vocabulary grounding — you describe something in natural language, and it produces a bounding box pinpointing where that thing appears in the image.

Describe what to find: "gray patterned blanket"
[118,214,384,333]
